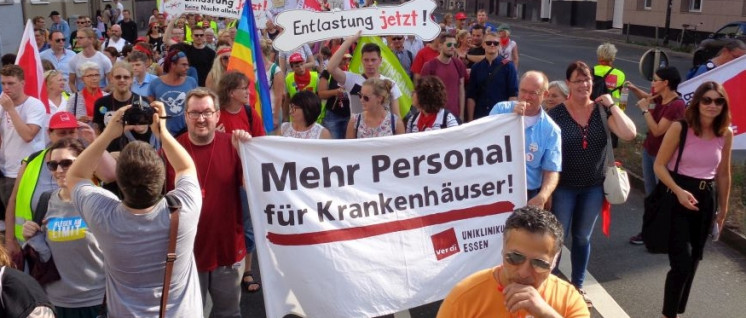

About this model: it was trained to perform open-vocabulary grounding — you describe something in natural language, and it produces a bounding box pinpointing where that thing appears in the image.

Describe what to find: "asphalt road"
[233,15,746,318]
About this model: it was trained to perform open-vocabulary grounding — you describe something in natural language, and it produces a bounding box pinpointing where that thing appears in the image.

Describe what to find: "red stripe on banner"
[267,201,515,246]
[724,71,746,136]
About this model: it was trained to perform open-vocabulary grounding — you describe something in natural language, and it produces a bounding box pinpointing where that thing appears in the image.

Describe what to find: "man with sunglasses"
[421,33,467,120]
[438,206,589,318]
[4,112,115,267]
[40,31,77,93]
[70,16,103,51]
[389,35,414,80]
[165,25,215,87]
[466,31,518,122]
[411,35,443,83]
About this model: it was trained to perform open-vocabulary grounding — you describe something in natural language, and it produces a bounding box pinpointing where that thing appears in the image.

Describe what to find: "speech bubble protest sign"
[272,0,439,52]
[163,0,246,20]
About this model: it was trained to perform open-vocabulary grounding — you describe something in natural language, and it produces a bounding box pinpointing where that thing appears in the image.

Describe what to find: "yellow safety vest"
[14,149,49,242]
[285,71,319,98]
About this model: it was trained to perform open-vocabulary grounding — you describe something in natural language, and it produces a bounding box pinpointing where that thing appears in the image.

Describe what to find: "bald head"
[109,24,122,39]
[518,71,550,115]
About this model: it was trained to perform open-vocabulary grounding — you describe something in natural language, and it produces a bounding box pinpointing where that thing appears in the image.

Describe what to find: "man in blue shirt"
[489,71,561,207]
[467,32,518,121]
[49,11,70,48]
[40,31,76,93]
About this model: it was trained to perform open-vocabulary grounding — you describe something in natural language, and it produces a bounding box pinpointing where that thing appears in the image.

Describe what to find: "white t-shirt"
[73,175,203,317]
[342,72,402,114]
[68,51,113,90]
[103,37,128,53]
[0,97,47,177]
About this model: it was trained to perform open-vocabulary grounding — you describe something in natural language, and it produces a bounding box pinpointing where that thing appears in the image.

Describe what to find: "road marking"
[521,53,555,64]
[558,246,630,318]
[616,57,638,64]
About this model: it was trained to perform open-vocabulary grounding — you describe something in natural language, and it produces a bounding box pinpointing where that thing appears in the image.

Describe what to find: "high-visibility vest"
[14,149,49,242]
[285,71,319,97]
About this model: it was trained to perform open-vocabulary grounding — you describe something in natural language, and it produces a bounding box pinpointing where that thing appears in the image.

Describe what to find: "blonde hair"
[597,42,618,62]
[363,78,394,108]
[207,45,231,89]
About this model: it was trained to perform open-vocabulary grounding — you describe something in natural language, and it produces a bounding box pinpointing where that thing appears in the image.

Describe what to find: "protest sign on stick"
[679,54,746,149]
[163,0,246,20]
[240,115,527,318]
[272,0,440,52]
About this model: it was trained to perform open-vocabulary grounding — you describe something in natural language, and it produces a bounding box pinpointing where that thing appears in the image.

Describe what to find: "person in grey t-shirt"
[67,98,203,317]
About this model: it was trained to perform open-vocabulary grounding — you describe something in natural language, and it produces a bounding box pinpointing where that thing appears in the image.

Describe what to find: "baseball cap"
[49,11,60,17]
[49,112,79,130]
[455,12,467,20]
[289,53,304,63]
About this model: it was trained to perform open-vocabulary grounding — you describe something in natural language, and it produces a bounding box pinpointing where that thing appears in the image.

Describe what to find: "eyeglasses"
[54,38,66,43]
[503,251,552,273]
[46,159,75,171]
[392,37,404,40]
[84,74,101,78]
[569,78,591,85]
[187,111,216,119]
[701,96,726,106]
[484,41,499,46]
[444,42,456,47]
[519,88,542,97]
[113,75,131,80]
[193,34,205,37]
[76,21,86,25]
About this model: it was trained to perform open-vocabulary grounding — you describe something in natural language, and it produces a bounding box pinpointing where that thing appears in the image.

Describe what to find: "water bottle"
[619,84,629,110]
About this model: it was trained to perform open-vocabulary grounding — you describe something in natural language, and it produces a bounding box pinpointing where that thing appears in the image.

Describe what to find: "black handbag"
[642,120,688,254]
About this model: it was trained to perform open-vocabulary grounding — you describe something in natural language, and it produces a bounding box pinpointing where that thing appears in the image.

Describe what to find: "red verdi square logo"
[431,228,460,261]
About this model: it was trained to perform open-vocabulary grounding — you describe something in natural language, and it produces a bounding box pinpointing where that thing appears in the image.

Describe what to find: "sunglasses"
[701,96,726,106]
[484,41,499,46]
[360,94,375,102]
[113,75,131,80]
[54,38,66,43]
[46,159,75,171]
[392,37,404,40]
[193,34,205,37]
[503,251,552,273]
[444,42,456,47]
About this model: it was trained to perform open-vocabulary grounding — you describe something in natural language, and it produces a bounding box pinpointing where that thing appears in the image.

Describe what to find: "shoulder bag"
[598,104,630,204]
[159,194,181,318]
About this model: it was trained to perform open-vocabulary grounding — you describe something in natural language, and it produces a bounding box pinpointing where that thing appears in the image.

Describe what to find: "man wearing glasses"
[437,206,589,318]
[466,31,518,122]
[40,31,77,93]
[164,88,249,318]
[165,25,215,87]
[70,16,102,52]
[389,35,414,80]
[421,33,467,120]
[49,11,70,48]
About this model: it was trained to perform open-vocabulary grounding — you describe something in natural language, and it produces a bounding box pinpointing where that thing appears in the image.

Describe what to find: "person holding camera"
[164,88,249,317]
[67,98,202,317]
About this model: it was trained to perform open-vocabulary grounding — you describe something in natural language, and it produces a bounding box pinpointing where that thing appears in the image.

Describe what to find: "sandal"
[577,288,593,308]
[242,271,261,293]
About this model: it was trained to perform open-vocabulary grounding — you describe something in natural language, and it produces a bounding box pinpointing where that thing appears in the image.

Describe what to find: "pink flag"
[301,0,322,11]
[15,20,49,113]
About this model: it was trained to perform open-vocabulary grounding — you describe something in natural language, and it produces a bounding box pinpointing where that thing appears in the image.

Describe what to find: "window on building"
[689,0,702,12]
[29,0,51,4]
[0,0,13,4]
[644,0,653,9]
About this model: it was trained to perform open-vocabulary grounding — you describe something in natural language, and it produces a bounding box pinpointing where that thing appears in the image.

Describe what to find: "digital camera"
[123,97,154,125]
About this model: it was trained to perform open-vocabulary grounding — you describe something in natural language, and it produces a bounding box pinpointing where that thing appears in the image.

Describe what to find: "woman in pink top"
[654,81,732,318]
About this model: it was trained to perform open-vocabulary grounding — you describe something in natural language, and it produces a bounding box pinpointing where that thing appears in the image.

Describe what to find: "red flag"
[602,199,611,237]
[302,0,322,11]
[15,19,49,113]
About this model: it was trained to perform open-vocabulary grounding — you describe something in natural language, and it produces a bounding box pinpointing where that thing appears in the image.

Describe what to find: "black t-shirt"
[92,93,142,134]
[320,70,350,118]
[0,267,54,318]
[119,20,138,44]
[466,46,485,68]
[148,35,164,54]
[184,45,216,86]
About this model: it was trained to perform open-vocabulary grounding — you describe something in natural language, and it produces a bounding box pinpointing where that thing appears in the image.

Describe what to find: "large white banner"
[239,115,527,318]
[679,54,746,149]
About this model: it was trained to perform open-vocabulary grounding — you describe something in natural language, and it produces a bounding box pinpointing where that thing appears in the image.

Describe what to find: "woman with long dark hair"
[654,81,732,318]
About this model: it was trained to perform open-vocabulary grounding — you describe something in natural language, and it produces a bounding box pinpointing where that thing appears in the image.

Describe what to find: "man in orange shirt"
[437,206,590,318]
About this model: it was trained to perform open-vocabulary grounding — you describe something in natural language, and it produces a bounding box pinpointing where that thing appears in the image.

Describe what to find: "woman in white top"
[45,70,67,114]
[406,76,460,133]
[497,24,519,69]
[261,39,285,128]
[346,78,406,139]
[280,91,331,139]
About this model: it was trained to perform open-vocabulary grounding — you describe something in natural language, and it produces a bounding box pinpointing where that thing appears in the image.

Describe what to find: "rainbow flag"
[227,0,274,132]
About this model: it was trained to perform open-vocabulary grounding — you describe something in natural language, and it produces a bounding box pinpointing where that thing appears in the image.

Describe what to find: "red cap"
[49,112,78,130]
[288,53,304,63]
[455,12,467,20]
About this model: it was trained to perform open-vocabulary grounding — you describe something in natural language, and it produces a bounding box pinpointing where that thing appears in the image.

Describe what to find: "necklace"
[565,102,593,150]
[186,139,216,198]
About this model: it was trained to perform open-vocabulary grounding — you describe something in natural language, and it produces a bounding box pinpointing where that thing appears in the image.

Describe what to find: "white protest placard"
[239,115,527,318]
[162,0,246,20]
[679,54,746,149]
[272,0,440,52]
[252,0,274,28]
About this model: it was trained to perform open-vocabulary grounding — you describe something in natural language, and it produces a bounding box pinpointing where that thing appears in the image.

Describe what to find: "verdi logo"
[431,228,460,261]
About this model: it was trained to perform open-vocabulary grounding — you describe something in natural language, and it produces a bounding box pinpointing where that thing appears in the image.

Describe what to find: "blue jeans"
[551,185,604,288]
[240,187,255,253]
[642,149,658,197]
[322,110,349,139]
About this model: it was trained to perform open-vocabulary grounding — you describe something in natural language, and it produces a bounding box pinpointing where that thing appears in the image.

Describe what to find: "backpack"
[242,104,255,134]
[268,63,279,89]
[591,67,621,100]
[406,109,460,132]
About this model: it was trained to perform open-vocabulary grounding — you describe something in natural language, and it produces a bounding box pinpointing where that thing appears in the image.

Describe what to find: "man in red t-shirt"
[165,88,247,317]
[411,35,442,82]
